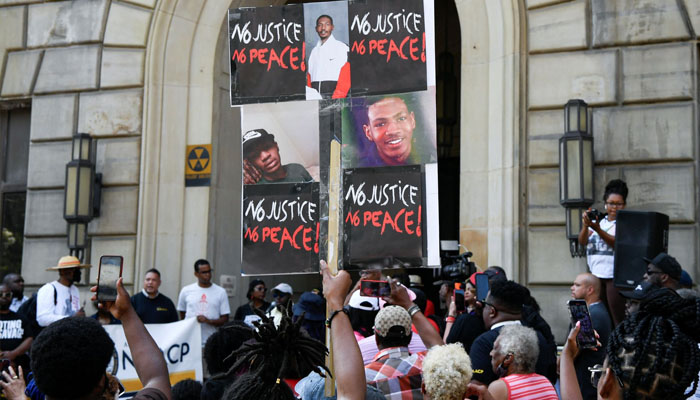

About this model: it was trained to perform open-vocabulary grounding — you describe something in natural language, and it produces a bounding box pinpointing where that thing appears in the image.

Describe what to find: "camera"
[586,208,606,222]
[441,251,476,281]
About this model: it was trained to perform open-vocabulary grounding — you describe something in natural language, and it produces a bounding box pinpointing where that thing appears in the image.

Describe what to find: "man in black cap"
[620,280,657,318]
[643,252,682,290]
[242,129,313,185]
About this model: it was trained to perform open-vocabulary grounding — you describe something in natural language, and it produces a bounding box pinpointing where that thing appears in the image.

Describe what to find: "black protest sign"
[342,166,425,268]
[229,5,307,105]
[348,0,426,97]
[242,183,319,275]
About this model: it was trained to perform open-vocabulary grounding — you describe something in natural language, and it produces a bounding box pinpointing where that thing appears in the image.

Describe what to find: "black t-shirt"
[233,302,270,323]
[445,312,485,351]
[469,323,557,385]
[131,292,179,324]
[0,311,31,372]
[574,302,612,400]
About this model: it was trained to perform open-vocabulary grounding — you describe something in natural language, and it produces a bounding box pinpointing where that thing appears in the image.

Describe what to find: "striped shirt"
[502,373,559,399]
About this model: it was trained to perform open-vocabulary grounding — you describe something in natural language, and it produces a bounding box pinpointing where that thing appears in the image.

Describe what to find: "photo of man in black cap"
[242,129,313,185]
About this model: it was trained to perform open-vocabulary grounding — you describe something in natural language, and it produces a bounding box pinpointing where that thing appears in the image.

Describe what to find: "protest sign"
[342,165,425,268]
[242,182,319,275]
[229,5,306,104]
[348,0,427,96]
[103,318,202,392]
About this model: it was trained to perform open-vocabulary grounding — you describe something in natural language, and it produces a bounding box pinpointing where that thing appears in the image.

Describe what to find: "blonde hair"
[422,344,472,400]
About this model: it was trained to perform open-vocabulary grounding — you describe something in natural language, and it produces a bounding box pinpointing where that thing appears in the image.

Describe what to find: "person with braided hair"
[560,287,700,400]
[220,260,369,400]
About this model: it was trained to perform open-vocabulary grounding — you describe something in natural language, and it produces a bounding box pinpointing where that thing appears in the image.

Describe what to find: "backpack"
[17,284,57,336]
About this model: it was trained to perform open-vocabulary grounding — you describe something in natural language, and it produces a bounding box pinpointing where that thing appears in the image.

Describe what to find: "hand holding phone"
[97,255,123,302]
[567,299,597,350]
[360,279,390,297]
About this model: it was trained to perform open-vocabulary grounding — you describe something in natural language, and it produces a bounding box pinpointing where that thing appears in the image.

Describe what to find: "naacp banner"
[103,318,202,392]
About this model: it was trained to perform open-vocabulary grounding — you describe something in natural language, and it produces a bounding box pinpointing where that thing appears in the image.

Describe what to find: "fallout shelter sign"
[185,144,212,187]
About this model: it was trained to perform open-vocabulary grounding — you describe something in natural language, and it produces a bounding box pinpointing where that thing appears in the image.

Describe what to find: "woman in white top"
[578,179,628,326]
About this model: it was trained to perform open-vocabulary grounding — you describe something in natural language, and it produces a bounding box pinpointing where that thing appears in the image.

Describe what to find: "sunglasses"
[481,300,499,312]
[0,293,12,298]
[645,269,663,276]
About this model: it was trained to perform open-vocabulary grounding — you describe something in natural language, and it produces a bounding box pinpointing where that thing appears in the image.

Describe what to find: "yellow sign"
[185,144,212,186]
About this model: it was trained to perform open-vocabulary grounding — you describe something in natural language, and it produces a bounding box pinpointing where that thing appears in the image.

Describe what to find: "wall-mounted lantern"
[63,133,101,262]
[559,99,594,257]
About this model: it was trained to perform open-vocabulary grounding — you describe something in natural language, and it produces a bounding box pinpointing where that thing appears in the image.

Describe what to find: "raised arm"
[560,322,585,400]
[321,260,365,400]
[386,280,444,349]
[96,278,172,399]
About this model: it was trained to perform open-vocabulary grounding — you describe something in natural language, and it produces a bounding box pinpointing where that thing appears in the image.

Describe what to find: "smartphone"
[453,283,466,313]
[360,279,390,297]
[475,273,490,302]
[97,255,123,302]
[567,299,597,349]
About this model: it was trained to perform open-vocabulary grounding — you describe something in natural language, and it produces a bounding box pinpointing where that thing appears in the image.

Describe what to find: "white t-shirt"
[177,283,230,346]
[36,281,80,327]
[586,217,616,279]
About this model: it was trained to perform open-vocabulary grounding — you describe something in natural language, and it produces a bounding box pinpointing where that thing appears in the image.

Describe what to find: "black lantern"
[64,133,101,261]
[559,100,594,257]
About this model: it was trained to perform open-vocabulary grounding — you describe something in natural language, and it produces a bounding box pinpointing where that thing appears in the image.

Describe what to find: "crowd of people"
[0,179,697,399]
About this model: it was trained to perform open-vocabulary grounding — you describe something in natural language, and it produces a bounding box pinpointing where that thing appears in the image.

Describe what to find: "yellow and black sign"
[185,144,212,187]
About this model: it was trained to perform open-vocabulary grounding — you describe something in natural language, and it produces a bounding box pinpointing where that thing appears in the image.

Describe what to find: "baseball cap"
[348,290,381,311]
[242,129,274,157]
[643,252,682,281]
[373,305,411,337]
[272,283,293,296]
[620,281,656,300]
[293,291,325,321]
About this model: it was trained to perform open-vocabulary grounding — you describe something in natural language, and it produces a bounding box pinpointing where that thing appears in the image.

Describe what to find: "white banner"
[103,318,202,392]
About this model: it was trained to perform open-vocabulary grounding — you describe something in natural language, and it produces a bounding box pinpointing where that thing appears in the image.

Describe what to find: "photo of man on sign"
[304,2,350,100]
[243,129,313,185]
[241,100,320,185]
[342,90,436,168]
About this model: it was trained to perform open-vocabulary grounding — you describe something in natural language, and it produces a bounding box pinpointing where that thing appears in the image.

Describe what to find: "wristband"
[446,316,456,323]
[407,304,421,317]
[325,308,348,329]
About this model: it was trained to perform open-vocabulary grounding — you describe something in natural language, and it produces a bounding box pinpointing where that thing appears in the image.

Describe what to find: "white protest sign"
[103,318,202,392]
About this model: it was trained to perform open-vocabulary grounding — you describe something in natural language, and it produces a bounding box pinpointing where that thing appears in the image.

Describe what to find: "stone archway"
[454,0,526,279]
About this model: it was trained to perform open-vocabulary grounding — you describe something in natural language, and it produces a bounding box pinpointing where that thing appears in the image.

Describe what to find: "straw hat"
[46,255,91,271]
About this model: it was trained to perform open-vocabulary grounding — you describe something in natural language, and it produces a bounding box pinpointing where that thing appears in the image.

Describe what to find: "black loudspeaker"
[613,210,669,288]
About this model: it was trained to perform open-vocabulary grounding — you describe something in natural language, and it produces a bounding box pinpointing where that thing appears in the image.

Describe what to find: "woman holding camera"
[578,179,628,326]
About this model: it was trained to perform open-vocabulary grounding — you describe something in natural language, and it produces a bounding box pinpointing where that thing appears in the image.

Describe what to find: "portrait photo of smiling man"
[342,90,437,168]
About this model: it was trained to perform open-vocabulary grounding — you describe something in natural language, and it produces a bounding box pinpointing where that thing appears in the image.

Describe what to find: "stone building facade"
[0,0,697,342]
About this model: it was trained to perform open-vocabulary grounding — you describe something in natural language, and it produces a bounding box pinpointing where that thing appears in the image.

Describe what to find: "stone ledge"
[30,94,77,141]
[529,0,587,53]
[95,136,141,185]
[592,103,694,162]
[529,50,617,108]
[0,6,25,51]
[104,1,152,47]
[88,186,138,235]
[27,0,108,47]
[100,48,145,88]
[24,189,66,236]
[26,140,71,188]
[622,43,694,103]
[0,49,42,96]
[78,89,143,136]
[591,0,690,47]
[34,45,100,93]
